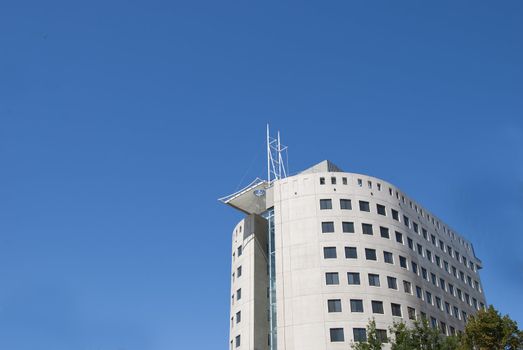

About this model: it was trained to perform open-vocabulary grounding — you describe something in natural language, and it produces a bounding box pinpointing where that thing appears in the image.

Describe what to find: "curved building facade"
[224,160,486,350]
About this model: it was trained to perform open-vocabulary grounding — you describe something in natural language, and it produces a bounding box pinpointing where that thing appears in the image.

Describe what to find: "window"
[407,237,413,249]
[435,255,441,267]
[347,272,361,285]
[323,247,337,259]
[368,180,372,189]
[376,329,388,343]
[362,223,373,235]
[421,267,427,280]
[331,177,337,185]
[416,286,423,299]
[237,288,242,300]
[417,244,423,255]
[320,177,325,185]
[342,221,355,233]
[403,215,410,227]
[391,209,399,221]
[342,177,347,185]
[353,328,367,342]
[412,262,418,274]
[426,291,432,304]
[236,311,241,323]
[235,335,241,348]
[449,284,454,295]
[387,276,397,289]
[372,300,384,314]
[380,226,390,238]
[368,273,380,286]
[320,199,332,210]
[328,299,342,312]
[384,251,393,264]
[330,328,344,342]
[359,201,370,212]
[237,245,243,257]
[365,248,377,261]
[413,222,419,233]
[237,266,242,277]
[426,250,432,262]
[326,272,339,285]
[340,199,352,210]
[445,302,451,314]
[377,204,386,215]
[322,221,335,233]
[345,247,357,259]
[391,303,402,317]
[408,307,416,320]
[399,256,407,268]
[440,278,446,291]
[436,296,442,309]
[357,179,363,187]
[350,299,364,312]
[431,273,436,285]
[395,231,403,244]
[403,280,412,294]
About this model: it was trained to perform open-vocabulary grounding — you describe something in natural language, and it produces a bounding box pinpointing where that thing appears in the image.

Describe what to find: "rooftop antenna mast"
[266,124,288,185]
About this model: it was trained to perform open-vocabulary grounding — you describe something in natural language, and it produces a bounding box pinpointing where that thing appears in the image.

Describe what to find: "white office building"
[222,159,486,350]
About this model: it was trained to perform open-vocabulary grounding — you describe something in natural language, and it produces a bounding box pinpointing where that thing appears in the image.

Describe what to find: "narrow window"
[395,231,403,244]
[380,226,390,239]
[237,266,242,277]
[403,215,410,227]
[342,177,347,185]
[237,288,242,300]
[408,307,416,320]
[237,245,243,257]
[399,256,407,268]
[357,179,363,187]
[319,177,325,185]
[236,311,241,323]
[384,251,393,264]
[403,280,412,294]
[235,335,241,348]
[331,177,337,185]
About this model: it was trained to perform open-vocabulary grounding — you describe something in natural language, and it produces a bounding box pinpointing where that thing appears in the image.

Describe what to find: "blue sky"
[1,1,522,349]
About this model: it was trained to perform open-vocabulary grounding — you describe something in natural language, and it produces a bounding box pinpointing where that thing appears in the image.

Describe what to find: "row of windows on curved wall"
[327,313,458,344]
[317,177,473,252]
[319,219,482,295]
[323,269,484,316]
[318,198,477,273]
[322,244,482,307]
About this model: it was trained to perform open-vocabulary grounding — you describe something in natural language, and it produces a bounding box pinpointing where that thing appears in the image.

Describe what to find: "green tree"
[352,319,384,350]
[460,306,523,350]
[389,319,460,350]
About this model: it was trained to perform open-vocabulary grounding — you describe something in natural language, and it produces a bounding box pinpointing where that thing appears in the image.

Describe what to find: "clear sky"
[1,1,522,349]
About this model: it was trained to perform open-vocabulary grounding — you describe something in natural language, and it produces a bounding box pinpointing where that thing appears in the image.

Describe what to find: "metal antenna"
[266,124,288,185]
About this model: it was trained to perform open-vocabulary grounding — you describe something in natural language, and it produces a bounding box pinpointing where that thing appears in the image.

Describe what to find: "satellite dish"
[254,189,266,197]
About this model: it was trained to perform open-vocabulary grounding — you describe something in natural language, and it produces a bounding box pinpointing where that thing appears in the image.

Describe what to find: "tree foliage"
[354,305,522,350]
[351,319,384,350]
[460,305,523,350]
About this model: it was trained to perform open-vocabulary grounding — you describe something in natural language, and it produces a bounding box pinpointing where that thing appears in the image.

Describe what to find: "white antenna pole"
[267,124,271,184]
[277,131,282,180]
